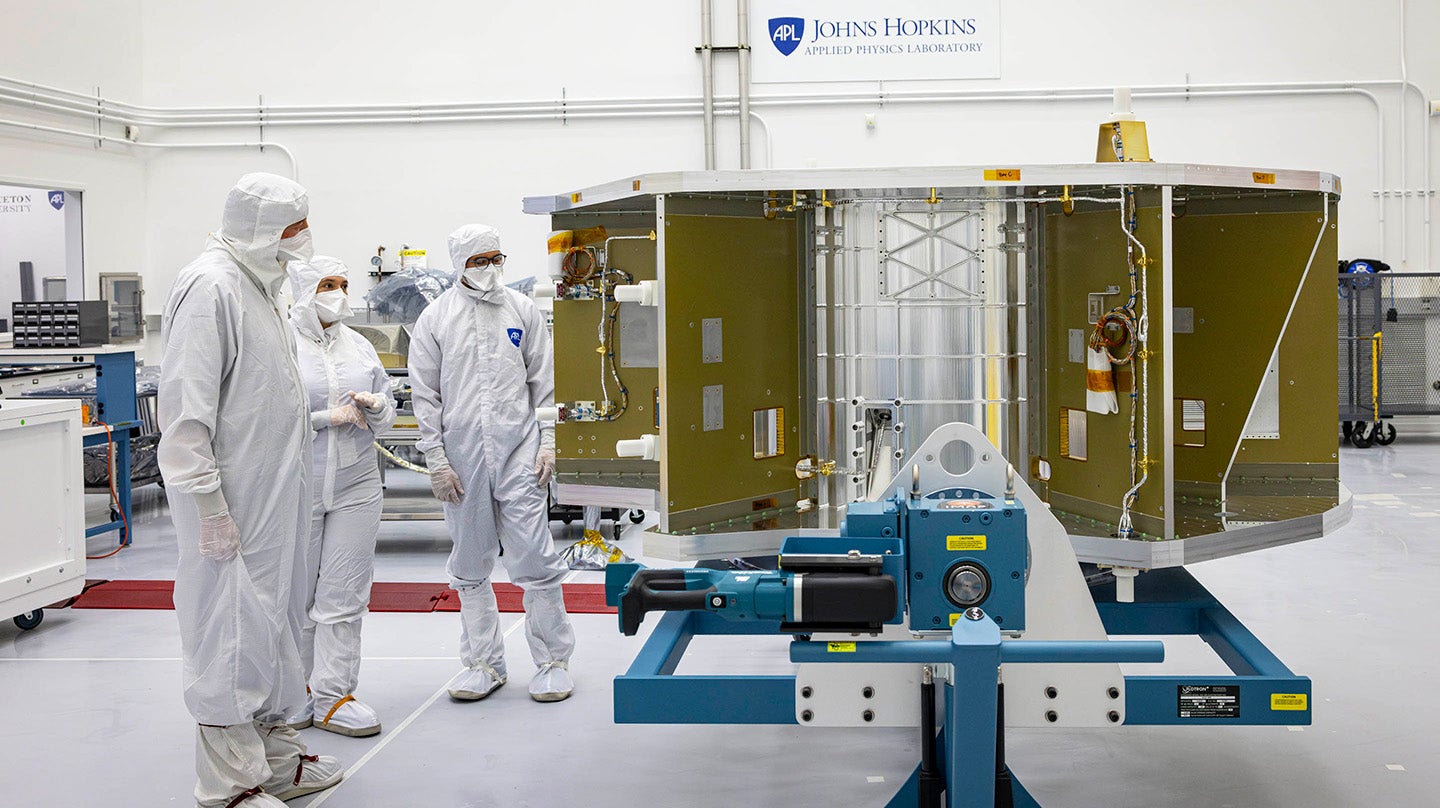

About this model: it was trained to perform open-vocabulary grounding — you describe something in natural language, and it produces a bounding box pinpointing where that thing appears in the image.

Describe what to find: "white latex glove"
[324,404,366,428]
[198,511,241,561]
[535,448,556,488]
[346,390,385,412]
[427,450,464,504]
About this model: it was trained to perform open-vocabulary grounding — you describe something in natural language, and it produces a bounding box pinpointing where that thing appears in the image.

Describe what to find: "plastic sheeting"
[364,266,454,324]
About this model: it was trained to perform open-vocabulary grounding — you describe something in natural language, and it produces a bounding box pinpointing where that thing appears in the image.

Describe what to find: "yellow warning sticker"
[949,613,962,627]
[571,192,584,203]
[1271,693,1308,711]
[1252,172,1277,185]
[985,168,1022,182]
[947,535,987,552]
[399,249,426,257]
[827,642,857,653]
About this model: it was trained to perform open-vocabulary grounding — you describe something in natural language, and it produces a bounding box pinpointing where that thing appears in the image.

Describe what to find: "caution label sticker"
[827,642,856,653]
[947,535,987,552]
[1271,693,1308,711]
[949,613,962,627]
[1178,684,1240,718]
[985,168,1022,182]
[1252,172,1277,185]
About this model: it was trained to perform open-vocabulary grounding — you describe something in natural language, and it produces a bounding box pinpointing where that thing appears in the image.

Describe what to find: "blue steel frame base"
[1092,566,1312,727]
[613,565,1308,806]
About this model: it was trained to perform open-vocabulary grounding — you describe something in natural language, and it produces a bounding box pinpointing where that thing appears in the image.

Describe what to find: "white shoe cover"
[220,791,287,807]
[264,753,344,801]
[315,696,381,738]
[448,665,506,701]
[285,697,314,731]
[529,661,574,703]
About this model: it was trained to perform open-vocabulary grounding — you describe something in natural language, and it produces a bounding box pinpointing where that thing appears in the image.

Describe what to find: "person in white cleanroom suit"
[157,173,344,808]
[284,256,396,737]
[410,223,576,703]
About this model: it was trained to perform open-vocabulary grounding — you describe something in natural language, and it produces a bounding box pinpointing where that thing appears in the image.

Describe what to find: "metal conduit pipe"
[0,116,299,179]
[737,0,752,169]
[0,73,1419,257]
[700,0,716,169]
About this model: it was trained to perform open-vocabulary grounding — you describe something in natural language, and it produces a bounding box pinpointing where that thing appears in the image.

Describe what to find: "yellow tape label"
[947,535,987,552]
[1252,172,1277,185]
[985,168,1022,182]
[827,642,857,653]
[399,249,426,257]
[1271,693,1308,711]
[949,613,962,627]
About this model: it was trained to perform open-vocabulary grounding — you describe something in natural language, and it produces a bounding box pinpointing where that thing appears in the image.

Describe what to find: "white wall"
[0,0,147,302]
[4,0,1440,314]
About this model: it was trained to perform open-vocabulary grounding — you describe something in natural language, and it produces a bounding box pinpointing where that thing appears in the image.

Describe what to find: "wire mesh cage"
[1338,270,1440,446]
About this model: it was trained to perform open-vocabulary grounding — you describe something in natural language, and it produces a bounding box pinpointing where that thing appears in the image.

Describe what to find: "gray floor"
[1,446,1436,807]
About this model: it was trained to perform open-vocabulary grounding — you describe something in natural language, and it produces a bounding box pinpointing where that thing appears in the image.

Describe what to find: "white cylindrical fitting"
[1112,567,1139,603]
[1111,87,1136,121]
[536,406,561,424]
[614,280,658,306]
[616,434,659,460]
[533,283,558,299]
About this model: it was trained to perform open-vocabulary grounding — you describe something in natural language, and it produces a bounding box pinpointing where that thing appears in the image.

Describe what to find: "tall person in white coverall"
[157,174,344,808]
[410,223,576,703]
[285,256,396,737]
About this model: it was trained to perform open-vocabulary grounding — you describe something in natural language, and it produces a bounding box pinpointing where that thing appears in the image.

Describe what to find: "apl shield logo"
[768,17,804,56]
[47,191,64,211]
[507,328,523,347]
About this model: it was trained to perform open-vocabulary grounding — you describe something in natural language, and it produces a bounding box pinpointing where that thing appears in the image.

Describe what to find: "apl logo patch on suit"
[507,328,523,347]
[768,17,804,55]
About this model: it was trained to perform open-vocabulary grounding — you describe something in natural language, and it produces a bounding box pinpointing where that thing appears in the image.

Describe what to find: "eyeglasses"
[469,254,507,268]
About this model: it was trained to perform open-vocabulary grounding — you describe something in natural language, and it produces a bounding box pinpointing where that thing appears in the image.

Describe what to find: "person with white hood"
[285,256,396,737]
[158,173,344,808]
[410,223,575,703]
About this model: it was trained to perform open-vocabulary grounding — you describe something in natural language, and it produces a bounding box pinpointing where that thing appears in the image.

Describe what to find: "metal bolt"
[862,687,875,699]
[1108,711,1121,723]
[1045,711,1058,723]
[801,710,814,722]
[710,595,725,608]
[1107,687,1120,700]
[862,710,875,722]
[1045,687,1058,699]
[964,607,985,621]
[801,686,813,699]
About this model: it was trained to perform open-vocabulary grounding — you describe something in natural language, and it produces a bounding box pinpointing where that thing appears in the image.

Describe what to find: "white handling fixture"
[0,398,85,630]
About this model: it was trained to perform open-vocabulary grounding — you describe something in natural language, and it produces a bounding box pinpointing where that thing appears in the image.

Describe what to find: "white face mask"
[313,289,351,324]
[277,229,315,264]
[463,266,500,292]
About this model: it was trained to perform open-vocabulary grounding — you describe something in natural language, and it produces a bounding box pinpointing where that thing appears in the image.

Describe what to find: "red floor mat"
[69,579,175,610]
[367,582,451,613]
[67,580,614,614]
[432,583,614,614]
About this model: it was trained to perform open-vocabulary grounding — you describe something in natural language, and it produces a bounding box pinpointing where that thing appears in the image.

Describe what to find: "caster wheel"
[1375,422,1397,446]
[629,510,646,524]
[14,610,43,631]
[1350,424,1375,448]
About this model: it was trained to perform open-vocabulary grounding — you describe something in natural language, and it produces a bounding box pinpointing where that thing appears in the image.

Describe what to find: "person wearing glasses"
[409,224,574,703]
